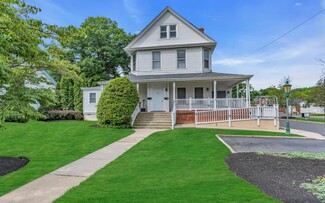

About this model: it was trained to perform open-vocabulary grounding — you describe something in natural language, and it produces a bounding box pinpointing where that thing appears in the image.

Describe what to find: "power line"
[223,8,325,67]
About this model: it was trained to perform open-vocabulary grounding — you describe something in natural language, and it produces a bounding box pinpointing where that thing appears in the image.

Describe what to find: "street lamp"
[283,79,292,134]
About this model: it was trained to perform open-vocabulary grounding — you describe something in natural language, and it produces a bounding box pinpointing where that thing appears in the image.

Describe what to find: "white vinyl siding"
[177,49,186,69]
[160,25,167,39]
[131,11,210,48]
[152,51,161,69]
[204,49,210,69]
[135,47,203,75]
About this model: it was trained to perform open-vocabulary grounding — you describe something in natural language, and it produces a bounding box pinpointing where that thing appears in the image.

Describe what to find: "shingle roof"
[125,72,253,83]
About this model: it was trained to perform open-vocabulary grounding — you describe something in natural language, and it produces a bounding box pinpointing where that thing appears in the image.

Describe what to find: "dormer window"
[160,26,167,38]
[170,25,177,38]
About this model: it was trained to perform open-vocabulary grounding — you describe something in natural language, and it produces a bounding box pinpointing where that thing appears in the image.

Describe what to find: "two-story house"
[82,7,278,129]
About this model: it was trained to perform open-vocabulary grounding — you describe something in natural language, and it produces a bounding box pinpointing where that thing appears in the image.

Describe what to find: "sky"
[26,0,325,90]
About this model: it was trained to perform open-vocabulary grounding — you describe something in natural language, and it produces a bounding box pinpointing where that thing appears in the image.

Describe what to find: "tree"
[0,1,59,128]
[55,17,135,86]
[97,77,139,128]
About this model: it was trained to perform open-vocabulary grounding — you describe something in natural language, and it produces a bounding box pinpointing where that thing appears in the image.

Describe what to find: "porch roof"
[126,72,253,83]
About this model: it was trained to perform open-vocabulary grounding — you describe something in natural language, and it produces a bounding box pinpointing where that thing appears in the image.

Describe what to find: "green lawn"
[0,121,133,196]
[55,128,293,203]
[291,117,325,123]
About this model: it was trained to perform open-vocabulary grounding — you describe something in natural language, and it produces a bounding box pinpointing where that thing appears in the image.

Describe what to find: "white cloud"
[212,58,264,66]
[322,0,325,9]
[295,2,302,6]
[123,0,141,23]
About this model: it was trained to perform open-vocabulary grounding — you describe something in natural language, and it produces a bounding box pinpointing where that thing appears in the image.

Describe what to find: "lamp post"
[283,79,292,134]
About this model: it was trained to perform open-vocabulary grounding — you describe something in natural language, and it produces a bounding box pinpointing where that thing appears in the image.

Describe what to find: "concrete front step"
[133,112,172,129]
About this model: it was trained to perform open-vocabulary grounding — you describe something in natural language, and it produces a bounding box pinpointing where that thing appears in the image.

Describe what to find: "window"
[177,88,186,99]
[89,93,96,103]
[169,25,177,38]
[160,26,167,38]
[152,51,161,69]
[194,87,204,99]
[217,91,226,98]
[177,50,186,69]
[204,49,210,69]
[132,53,136,71]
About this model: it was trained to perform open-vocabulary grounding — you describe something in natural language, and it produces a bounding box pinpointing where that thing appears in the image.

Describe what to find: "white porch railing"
[131,105,141,126]
[175,98,248,110]
[195,105,279,127]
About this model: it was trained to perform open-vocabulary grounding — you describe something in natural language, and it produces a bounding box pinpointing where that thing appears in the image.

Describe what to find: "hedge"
[97,77,139,128]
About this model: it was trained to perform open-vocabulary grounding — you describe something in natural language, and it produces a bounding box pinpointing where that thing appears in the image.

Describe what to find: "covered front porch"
[128,72,253,113]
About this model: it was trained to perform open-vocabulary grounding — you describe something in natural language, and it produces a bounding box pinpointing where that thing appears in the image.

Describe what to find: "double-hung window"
[177,50,186,69]
[152,51,161,69]
[177,88,186,99]
[169,25,177,38]
[132,53,136,71]
[204,49,210,69]
[89,93,96,103]
[160,26,167,38]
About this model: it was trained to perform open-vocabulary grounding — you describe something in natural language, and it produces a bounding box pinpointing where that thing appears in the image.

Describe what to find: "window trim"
[177,49,186,69]
[203,49,210,69]
[152,51,161,70]
[89,93,96,103]
[177,87,187,99]
[194,87,204,99]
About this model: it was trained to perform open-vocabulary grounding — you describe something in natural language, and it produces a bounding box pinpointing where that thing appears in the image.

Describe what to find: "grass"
[312,114,325,116]
[0,121,133,196]
[291,117,325,123]
[55,128,291,203]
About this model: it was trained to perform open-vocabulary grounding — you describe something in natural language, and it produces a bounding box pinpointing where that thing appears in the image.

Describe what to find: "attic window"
[160,26,167,38]
[170,25,177,38]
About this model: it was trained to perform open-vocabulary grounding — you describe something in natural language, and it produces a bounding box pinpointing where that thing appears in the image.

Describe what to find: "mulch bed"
[226,153,325,203]
[0,157,29,176]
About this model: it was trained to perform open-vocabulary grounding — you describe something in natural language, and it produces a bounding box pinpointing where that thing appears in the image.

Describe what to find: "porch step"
[133,112,172,129]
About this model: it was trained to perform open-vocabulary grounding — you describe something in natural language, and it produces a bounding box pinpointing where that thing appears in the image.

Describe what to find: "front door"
[151,83,165,112]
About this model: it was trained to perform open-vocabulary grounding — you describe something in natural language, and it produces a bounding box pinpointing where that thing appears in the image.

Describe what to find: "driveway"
[280,119,325,136]
[219,136,325,153]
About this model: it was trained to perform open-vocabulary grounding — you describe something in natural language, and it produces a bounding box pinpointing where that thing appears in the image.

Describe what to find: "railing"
[175,98,248,110]
[195,105,279,127]
[131,105,141,126]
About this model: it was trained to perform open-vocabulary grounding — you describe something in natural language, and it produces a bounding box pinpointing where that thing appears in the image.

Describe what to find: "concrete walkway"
[0,129,160,203]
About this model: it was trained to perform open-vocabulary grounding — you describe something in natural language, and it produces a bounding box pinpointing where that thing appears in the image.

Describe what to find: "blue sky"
[26,0,325,90]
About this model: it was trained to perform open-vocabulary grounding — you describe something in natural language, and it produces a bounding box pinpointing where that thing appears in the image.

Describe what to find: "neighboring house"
[82,7,278,129]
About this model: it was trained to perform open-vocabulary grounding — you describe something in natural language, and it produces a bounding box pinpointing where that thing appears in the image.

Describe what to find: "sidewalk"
[0,129,161,203]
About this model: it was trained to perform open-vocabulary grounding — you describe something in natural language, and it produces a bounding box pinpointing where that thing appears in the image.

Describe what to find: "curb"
[216,135,236,153]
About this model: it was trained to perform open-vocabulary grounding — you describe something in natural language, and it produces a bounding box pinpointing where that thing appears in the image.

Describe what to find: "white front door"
[150,83,165,112]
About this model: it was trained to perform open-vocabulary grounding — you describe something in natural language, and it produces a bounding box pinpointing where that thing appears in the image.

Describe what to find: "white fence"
[174,98,248,110]
[195,105,278,127]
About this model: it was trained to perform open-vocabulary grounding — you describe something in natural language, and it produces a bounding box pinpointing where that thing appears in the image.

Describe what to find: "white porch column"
[173,82,176,111]
[213,80,217,110]
[245,79,250,107]
[236,84,239,98]
[136,83,139,92]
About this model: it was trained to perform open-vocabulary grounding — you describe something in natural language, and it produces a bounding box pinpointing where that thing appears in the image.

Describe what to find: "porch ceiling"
[126,72,253,83]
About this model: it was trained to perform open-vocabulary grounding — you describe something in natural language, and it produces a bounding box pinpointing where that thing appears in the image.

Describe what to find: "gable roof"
[124,6,216,53]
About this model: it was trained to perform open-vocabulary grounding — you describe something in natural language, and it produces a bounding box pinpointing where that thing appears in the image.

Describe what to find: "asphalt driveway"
[219,136,325,153]
[280,119,325,136]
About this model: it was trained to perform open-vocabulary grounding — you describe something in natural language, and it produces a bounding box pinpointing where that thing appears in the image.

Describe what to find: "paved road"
[280,119,325,136]
[220,136,325,153]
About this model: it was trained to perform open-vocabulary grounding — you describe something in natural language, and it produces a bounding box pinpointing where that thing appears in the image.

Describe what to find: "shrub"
[38,110,83,121]
[4,114,29,123]
[97,77,139,128]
